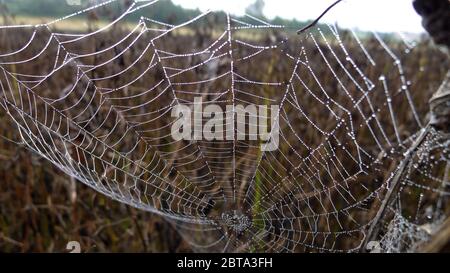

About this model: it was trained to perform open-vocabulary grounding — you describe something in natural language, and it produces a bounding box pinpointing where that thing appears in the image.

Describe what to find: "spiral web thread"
[0,0,448,252]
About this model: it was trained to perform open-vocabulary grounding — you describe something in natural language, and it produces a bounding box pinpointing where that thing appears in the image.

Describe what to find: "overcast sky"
[171,0,425,33]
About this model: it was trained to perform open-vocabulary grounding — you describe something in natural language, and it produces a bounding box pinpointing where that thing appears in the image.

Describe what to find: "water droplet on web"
[379,75,385,81]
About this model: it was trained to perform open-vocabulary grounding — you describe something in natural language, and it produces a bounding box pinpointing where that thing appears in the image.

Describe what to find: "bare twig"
[0,232,24,248]
[361,125,431,252]
[297,0,343,34]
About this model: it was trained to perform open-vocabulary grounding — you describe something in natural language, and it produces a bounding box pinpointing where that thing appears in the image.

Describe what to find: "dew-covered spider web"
[0,0,449,252]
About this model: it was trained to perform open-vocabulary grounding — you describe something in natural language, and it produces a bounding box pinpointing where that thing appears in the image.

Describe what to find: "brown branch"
[297,0,343,34]
[361,125,431,252]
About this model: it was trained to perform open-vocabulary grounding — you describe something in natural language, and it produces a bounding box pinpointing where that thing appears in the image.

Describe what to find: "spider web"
[0,0,449,252]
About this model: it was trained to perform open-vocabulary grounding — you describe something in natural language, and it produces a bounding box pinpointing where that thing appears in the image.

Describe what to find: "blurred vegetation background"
[0,0,329,31]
